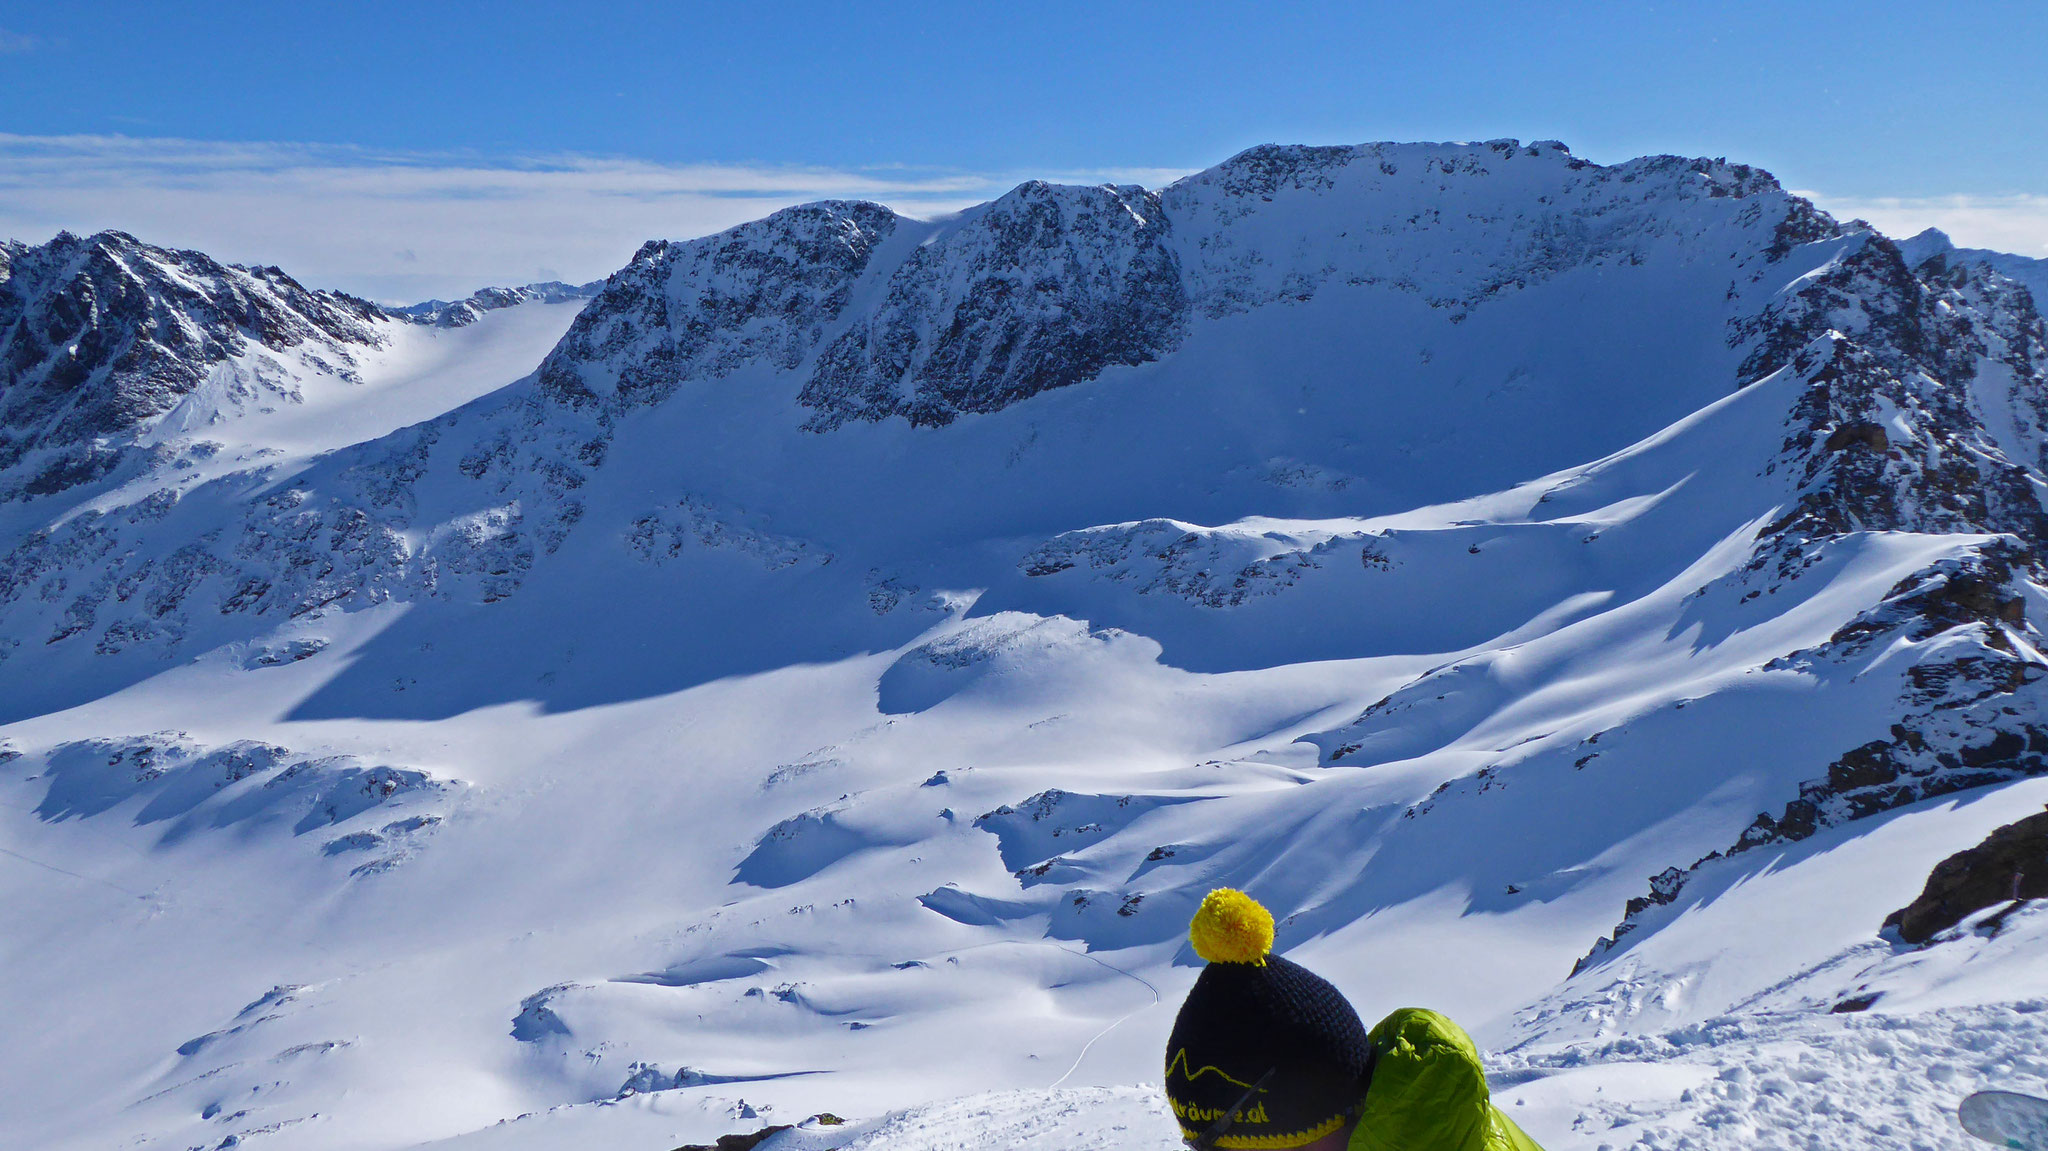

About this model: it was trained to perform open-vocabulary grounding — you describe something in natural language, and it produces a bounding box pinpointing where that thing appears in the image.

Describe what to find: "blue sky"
[3,1,2043,298]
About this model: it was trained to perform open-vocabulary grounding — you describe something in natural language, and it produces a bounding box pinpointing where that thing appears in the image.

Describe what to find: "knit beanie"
[1164,889,1374,1149]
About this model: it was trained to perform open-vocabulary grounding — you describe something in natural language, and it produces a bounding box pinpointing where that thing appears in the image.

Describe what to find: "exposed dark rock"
[1017,519,1329,607]
[0,230,388,501]
[1765,196,1841,260]
[1884,807,2048,943]
[1578,543,2048,973]
[1823,421,1889,452]
[1900,227,2048,314]
[1737,236,2048,573]
[669,1115,843,1151]
[799,182,1185,429]
[1547,227,2048,971]
[539,201,901,410]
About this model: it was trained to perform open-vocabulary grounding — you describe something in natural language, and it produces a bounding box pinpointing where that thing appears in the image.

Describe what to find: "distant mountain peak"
[391,280,606,328]
[0,229,388,501]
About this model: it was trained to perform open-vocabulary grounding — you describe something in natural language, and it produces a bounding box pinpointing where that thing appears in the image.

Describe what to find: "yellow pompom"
[1188,888,1274,965]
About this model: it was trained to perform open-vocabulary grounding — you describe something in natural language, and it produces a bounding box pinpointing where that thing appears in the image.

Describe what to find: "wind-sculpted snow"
[737,802,926,889]
[12,731,455,869]
[973,788,1197,875]
[876,612,1124,713]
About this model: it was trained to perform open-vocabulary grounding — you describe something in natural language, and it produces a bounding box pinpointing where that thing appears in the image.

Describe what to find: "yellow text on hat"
[1189,888,1274,965]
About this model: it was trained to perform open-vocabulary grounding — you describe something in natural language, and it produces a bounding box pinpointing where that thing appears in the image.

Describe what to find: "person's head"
[1164,889,1374,1150]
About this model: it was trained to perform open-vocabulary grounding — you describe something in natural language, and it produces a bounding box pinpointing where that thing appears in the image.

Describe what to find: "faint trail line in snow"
[1047,945,1162,1089]
[0,844,147,896]
[909,938,1165,1089]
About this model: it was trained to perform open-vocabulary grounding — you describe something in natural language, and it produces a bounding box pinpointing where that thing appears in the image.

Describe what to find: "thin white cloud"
[0,29,36,54]
[1799,190,2048,258]
[0,134,1188,301]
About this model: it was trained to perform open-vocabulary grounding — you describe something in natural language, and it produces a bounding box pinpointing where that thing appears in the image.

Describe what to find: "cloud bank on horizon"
[0,133,1191,301]
[1795,190,2048,261]
[1,131,2039,303]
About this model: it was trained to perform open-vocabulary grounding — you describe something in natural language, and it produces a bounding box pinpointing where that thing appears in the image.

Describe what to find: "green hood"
[1349,1008,1543,1151]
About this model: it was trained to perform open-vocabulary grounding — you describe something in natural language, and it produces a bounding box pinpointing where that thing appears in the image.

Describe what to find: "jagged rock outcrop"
[0,230,387,500]
[1900,227,2048,313]
[1740,236,2048,571]
[1018,518,1345,606]
[538,200,902,409]
[1884,807,2048,942]
[1578,542,2048,971]
[799,182,1185,428]
[1569,225,2048,972]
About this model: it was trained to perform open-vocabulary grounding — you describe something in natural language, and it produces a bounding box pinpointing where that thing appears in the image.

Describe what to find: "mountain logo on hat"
[1164,889,1374,1149]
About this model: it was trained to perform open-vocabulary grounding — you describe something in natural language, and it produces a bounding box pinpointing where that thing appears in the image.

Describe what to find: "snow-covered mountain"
[0,230,386,502]
[1901,226,2048,311]
[392,280,606,329]
[2,140,2046,1151]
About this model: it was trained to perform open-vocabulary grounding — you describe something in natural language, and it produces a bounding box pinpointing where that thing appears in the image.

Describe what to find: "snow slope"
[2,141,2047,1151]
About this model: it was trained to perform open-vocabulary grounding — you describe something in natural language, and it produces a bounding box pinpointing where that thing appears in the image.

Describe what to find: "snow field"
[4,144,2048,1151]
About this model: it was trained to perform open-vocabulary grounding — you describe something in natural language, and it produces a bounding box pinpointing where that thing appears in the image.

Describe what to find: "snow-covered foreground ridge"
[3,139,2048,1151]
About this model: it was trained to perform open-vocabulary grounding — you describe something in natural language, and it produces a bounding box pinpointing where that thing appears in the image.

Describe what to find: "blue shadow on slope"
[285,544,936,721]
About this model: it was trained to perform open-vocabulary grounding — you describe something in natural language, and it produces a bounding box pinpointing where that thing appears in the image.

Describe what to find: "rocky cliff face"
[1576,232,2048,970]
[0,231,388,502]
[1901,226,2048,314]
[1884,807,2048,943]
[799,182,1185,429]
[537,200,902,410]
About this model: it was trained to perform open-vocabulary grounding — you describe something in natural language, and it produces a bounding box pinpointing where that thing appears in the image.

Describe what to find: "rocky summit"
[3,140,2048,1151]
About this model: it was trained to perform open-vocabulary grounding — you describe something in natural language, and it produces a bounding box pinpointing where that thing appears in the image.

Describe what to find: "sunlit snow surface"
[4,144,2048,1151]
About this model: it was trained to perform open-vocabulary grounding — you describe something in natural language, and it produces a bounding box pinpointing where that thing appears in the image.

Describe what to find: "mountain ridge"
[3,139,2048,1151]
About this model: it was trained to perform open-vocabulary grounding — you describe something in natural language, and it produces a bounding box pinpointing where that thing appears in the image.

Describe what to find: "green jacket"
[1349,1008,1544,1151]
